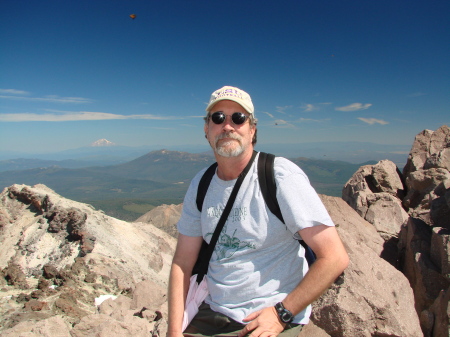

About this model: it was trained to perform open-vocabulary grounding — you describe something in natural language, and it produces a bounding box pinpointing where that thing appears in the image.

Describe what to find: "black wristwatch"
[274,302,294,323]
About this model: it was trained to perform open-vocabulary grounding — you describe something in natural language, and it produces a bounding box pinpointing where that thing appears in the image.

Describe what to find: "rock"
[131,279,167,312]
[1,315,71,337]
[2,263,29,289]
[42,264,59,279]
[403,168,450,222]
[0,184,176,335]
[430,227,450,278]
[24,299,49,312]
[135,204,183,238]
[430,182,450,230]
[364,192,409,240]
[398,218,450,313]
[314,196,422,337]
[398,126,450,336]
[299,321,331,336]
[427,287,450,337]
[70,313,152,337]
[402,125,450,225]
[343,126,450,336]
[342,160,408,241]
[403,125,450,175]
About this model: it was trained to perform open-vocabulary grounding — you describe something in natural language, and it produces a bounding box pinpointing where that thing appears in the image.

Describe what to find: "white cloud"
[276,106,293,114]
[336,103,372,111]
[0,89,30,95]
[296,117,329,123]
[358,117,389,125]
[262,111,275,118]
[0,111,181,122]
[0,95,93,104]
[301,104,318,112]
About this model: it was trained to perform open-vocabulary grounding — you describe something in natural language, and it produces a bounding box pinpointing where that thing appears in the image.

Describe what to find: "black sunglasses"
[210,112,248,125]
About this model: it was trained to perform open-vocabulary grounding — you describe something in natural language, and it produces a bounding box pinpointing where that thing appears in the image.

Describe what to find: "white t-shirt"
[177,153,335,324]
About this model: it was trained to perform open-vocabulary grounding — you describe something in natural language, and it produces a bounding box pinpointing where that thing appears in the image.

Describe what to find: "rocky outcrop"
[342,159,408,242]
[135,203,183,238]
[402,125,450,226]
[0,184,176,336]
[313,195,422,337]
[343,125,450,337]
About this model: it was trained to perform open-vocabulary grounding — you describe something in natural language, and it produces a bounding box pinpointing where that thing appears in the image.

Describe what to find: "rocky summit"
[0,184,176,336]
[0,125,449,337]
[343,125,449,337]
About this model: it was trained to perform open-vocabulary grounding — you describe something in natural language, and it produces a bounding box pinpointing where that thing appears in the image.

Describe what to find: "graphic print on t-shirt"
[205,206,256,260]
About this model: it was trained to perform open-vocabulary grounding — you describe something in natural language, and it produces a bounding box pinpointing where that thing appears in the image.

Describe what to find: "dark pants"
[184,302,303,337]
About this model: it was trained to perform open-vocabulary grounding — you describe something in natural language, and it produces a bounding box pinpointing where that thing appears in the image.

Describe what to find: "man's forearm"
[167,263,190,337]
[282,251,348,316]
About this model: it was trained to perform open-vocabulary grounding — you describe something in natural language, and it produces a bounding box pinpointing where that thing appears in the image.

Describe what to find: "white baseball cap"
[206,86,254,114]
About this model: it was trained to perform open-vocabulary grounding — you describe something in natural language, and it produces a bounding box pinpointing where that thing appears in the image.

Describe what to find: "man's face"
[204,100,255,158]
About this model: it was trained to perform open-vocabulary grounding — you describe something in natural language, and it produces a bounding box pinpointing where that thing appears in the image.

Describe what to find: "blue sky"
[1,0,449,155]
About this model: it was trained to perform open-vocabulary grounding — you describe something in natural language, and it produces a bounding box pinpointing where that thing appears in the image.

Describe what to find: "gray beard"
[214,133,245,158]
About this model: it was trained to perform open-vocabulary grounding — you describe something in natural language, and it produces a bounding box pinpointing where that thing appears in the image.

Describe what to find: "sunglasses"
[210,112,248,125]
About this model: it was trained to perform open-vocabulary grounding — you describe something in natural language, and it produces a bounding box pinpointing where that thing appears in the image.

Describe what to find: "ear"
[250,124,256,137]
[204,123,209,139]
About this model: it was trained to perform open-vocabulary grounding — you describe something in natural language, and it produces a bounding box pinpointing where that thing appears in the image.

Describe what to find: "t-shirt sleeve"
[176,168,207,237]
[274,157,335,237]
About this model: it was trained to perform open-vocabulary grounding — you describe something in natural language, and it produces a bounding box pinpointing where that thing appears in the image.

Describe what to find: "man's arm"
[239,225,349,337]
[167,234,204,337]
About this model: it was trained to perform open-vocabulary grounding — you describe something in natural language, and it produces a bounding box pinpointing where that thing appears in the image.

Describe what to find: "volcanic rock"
[0,184,176,335]
[314,195,421,337]
[135,203,183,238]
[343,125,450,337]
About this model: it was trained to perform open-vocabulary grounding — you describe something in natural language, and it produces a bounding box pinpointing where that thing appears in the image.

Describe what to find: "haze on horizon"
[1,1,449,155]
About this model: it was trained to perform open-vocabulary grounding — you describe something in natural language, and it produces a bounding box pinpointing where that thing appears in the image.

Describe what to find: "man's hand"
[238,306,285,337]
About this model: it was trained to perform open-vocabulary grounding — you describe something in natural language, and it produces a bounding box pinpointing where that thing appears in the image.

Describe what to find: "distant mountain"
[0,141,410,166]
[90,139,116,147]
[0,149,372,200]
[0,158,119,172]
[0,165,172,201]
[104,150,215,183]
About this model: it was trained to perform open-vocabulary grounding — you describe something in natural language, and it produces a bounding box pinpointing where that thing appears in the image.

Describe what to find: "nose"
[221,116,235,131]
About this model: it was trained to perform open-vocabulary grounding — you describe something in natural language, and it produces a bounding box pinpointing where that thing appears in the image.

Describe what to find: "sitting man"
[168,86,349,337]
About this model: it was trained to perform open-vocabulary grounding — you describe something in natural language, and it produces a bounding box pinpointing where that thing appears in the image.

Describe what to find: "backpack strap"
[196,152,316,265]
[258,152,316,265]
[196,162,218,212]
[193,151,258,283]
[257,152,284,223]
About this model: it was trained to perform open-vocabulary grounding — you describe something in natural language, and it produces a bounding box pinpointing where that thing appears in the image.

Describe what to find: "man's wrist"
[274,302,294,323]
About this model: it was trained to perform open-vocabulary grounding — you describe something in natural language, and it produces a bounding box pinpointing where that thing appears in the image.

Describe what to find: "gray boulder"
[342,160,408,241]
[314,195,422,337]
[343,125,450,337]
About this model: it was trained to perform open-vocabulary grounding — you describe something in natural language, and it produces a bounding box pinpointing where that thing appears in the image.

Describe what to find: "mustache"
[215,132,242,146]
[216,132,242,142]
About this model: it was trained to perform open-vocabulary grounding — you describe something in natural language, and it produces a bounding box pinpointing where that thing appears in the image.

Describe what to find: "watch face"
[275,303,293,323]
[281,311,293,323]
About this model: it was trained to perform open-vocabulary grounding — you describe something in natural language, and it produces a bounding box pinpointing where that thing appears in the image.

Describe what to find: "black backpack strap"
[194,151,258,283]
[258,152,284,223]
[258,152,316,265]
[196,162,218,212]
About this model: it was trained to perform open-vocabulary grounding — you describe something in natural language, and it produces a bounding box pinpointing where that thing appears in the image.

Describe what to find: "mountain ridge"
[0,149,375,222]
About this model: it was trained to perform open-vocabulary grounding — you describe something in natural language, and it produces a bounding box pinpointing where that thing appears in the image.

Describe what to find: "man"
[168,86,349,337]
